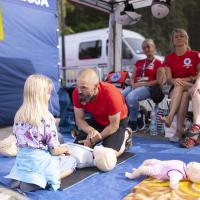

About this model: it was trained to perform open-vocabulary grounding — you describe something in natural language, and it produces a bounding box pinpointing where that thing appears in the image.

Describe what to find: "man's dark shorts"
[74,117,129,151]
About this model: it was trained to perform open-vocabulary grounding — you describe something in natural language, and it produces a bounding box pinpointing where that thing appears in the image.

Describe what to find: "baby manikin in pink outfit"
[125,159,200,189]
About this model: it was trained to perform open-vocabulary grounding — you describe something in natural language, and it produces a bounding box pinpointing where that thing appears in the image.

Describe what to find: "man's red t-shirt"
[164,50,200,78]
[73,82,128,126]
[134,58,162,82]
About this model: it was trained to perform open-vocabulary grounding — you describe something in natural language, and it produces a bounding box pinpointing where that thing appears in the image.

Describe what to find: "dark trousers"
[74,117,129,151]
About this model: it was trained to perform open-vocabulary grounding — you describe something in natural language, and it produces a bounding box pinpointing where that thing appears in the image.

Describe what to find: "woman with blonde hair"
[5,74,76,191]
[123,38,164,132]
[161,28,200,143]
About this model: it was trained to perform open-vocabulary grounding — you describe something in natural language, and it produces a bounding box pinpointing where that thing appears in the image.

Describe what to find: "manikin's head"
[93,146,117,172]
[186,162,200,183]
[76,69,99,104]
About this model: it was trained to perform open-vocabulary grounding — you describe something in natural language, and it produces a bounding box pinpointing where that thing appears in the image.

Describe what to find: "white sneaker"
[137,111,146,131]
[169,136,180,143]
[125,127,133,150]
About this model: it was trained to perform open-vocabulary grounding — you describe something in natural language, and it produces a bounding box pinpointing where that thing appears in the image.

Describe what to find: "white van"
[60,28,163,87]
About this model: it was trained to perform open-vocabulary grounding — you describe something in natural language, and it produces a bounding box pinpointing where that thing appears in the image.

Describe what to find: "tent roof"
[69,0,153,13]
[68,0,117,13]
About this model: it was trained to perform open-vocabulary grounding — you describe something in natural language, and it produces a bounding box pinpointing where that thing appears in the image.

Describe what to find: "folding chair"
[105,71,129,89]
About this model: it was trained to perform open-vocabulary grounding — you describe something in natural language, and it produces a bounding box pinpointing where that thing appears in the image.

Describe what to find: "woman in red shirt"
[122,39,164,132]
[162,28,200,142]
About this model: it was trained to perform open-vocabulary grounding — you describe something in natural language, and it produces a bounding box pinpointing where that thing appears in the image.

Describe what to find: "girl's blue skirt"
[5,148,76,191]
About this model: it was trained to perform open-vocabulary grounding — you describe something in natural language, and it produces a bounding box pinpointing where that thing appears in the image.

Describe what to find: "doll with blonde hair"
[5,74,77,191]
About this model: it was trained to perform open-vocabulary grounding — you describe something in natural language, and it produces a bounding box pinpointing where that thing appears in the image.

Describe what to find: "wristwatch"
[90,134,103,145]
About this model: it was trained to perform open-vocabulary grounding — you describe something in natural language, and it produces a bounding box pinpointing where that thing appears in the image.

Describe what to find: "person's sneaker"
[129,121,137,133]
[10,180,20,189]
[71,128,79,139]
[137,111,146,131]
[187,124,200,137]
[19,182,41,192]
[125,127,133,151]
[169,136,180,143]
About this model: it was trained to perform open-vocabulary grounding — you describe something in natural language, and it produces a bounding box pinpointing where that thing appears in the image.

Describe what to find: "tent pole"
[60,0,66,86]
[114,22,122,72]
[108,13,114,72]
[108,12,122,72]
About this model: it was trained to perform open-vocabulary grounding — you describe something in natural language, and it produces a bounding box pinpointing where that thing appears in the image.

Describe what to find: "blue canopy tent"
[0,0,60,125]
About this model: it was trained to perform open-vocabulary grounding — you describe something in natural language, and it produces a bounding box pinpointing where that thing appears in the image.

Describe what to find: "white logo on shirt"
[198,53,200,59]
[146,63,154,69]
[183,58,192,68]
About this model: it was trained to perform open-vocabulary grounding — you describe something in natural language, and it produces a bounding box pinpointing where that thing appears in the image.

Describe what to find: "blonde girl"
[6,74,76,191]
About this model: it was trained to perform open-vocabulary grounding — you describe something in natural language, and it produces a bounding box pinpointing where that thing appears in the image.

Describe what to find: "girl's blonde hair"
[15,74,54,126]
[170,28,189,49]
[142,38,156,50]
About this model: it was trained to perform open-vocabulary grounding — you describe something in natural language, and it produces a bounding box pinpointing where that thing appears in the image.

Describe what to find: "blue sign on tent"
[0,0,60,125]
[10,0,57,12]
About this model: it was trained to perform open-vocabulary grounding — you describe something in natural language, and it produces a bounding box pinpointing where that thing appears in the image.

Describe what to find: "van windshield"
[124,38,144,54]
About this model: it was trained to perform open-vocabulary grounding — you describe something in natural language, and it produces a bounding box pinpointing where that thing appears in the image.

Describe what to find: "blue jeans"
[122,86,151,122]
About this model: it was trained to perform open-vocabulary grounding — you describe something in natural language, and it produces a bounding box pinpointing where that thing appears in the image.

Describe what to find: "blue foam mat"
[1,136,200,200]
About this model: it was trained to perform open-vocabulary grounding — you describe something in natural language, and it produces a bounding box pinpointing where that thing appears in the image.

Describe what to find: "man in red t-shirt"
[72,69,129,156]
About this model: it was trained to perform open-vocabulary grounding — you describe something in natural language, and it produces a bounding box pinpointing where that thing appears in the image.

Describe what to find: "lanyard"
[141,58,155,77]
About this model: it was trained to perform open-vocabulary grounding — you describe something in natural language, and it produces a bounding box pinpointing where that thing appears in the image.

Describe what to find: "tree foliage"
[60,0,200,54]
[58,0,75,34]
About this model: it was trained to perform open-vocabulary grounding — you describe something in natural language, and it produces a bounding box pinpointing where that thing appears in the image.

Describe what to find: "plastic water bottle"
[184,118,192,132]
[149,105,158,136]
[156,108,167,135]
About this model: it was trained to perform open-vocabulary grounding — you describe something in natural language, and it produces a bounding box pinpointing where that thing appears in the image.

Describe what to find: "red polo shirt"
[73,82,128,126]
[164,50,200,78]
[135,58,162,82]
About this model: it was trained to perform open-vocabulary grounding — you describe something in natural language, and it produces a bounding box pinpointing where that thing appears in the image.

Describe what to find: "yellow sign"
[0,7,4,40]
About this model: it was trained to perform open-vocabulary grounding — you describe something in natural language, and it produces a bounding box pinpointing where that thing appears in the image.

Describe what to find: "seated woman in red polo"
[161,28,200,143]
[122,39,164,132]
